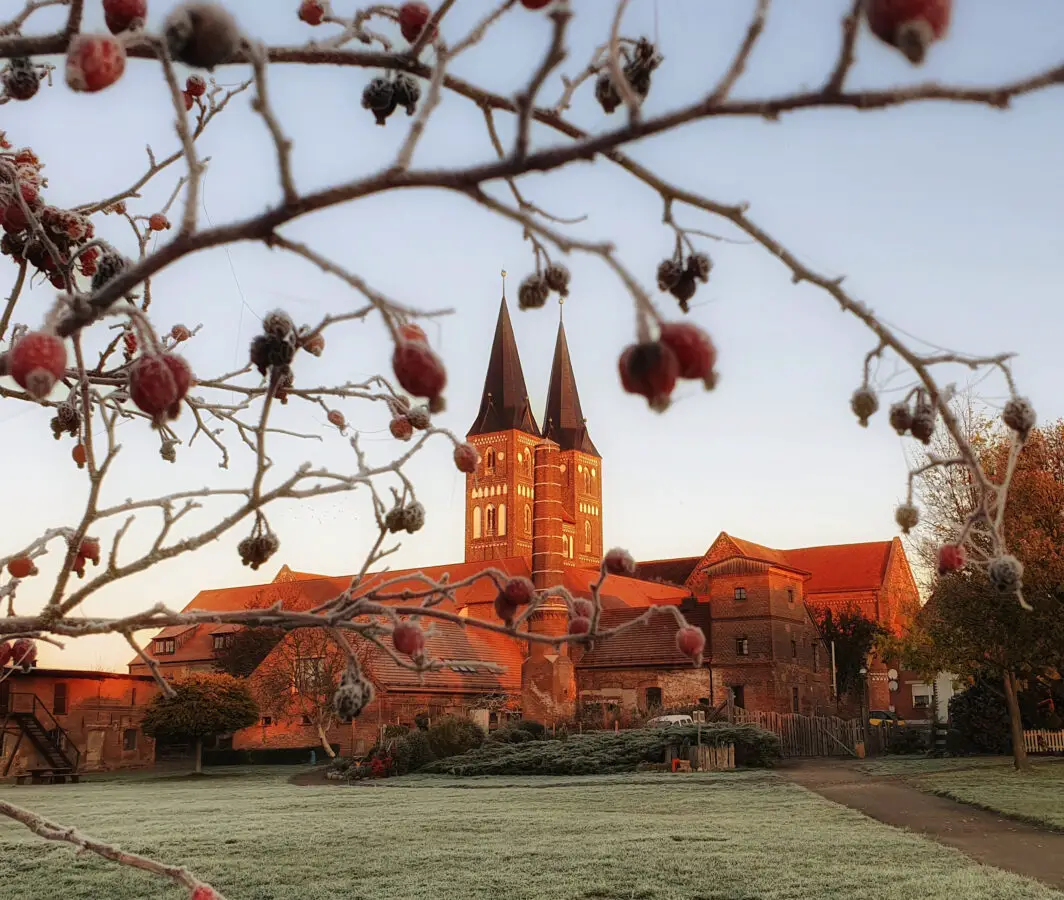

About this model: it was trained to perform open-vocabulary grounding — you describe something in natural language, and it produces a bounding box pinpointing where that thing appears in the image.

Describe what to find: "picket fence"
[1024,729,1064,754]
[733,710,863,758]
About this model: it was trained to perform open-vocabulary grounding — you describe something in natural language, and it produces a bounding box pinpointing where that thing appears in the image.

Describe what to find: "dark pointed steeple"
[542,314,598,456]
[467,293,540,438]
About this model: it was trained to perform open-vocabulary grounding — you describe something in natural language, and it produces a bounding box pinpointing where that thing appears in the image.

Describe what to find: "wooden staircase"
[1,692,81,783]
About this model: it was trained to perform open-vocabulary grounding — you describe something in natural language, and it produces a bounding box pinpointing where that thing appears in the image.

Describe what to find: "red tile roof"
[577,606,700,669]
[779,541,892,595]
[633,556,701,587]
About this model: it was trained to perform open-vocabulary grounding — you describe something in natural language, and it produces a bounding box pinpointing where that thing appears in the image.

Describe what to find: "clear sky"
[3,0,1063,671]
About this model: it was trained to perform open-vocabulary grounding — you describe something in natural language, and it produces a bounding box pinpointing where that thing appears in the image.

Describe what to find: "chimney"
[531,440,564,591]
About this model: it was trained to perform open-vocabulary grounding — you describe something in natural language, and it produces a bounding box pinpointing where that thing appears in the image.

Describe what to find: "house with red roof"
[126,295,918,758]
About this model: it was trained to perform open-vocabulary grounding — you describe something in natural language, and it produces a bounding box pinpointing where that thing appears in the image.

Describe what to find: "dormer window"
[213,634,233,652]
[154,638,175,655]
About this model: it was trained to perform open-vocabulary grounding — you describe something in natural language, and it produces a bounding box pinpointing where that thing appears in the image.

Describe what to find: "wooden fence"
[1024,729,1064,754]
[733,711,863,758]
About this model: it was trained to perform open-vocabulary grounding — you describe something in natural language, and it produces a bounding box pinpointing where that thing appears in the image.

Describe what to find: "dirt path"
[781,760,1064,891]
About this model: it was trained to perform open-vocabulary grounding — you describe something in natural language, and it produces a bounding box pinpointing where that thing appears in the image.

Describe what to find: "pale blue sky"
[3,1,1062,670]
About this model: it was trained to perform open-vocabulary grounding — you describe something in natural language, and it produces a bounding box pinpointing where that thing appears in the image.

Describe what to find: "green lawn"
[2,768,1062,899]
[912,761,1064,832]
[858,756,1020,776]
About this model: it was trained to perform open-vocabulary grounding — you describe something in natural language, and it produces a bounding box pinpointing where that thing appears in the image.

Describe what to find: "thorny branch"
[0,0,1058,893]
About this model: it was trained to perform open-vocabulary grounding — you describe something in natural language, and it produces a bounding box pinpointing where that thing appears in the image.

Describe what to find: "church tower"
[464,294,542,564]
[541,315,603,567]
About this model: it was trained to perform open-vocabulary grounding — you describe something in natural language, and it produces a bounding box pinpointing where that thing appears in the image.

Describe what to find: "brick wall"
[577,667,713,713]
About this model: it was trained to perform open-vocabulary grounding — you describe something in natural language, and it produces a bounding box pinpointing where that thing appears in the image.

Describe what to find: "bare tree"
[0,1,1060,896]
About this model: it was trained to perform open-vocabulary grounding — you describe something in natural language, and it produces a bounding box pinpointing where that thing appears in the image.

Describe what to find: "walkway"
[782,760,1064,891]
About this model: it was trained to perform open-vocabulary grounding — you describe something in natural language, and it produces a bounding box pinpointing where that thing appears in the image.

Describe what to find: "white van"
[646,714,693,728]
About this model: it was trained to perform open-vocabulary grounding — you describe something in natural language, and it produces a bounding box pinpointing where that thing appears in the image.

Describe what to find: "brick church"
[127,295,920,756]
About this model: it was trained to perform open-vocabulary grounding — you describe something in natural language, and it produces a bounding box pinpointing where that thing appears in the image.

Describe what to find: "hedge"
[421,724,779,776]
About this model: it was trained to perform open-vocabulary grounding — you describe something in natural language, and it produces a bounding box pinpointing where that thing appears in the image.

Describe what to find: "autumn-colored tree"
[813,606,881,699]
[251,629,373,758]
[912,419,1064,771]
[141,673,259,774]
[214,627,286,678]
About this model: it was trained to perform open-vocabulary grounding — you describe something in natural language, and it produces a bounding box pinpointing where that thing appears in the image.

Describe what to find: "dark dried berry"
[594,72,621,114]
[1002,397,1036,440]
[687,252,712,283]
[163,2,243,71]
[544,264,570,297]
[392,73,421,115]
[517,274,550,311]
[888,402,912,436]
[263,309,296,341]
[238,531,279,570]
[910,402,935,445]
[657,258,683,292]
[669,272,698,312]
[362,77,398,126]
[91,249,130,294]
[50,401,80,440]
[3,58,40,102]
[249,333,295,376]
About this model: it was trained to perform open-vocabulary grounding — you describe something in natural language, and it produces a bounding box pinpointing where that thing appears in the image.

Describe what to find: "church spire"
[542,315,598,456]
[467,287,540,438]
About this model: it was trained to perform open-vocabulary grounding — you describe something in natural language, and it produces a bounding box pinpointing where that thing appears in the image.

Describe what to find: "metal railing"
[2,692,82,771]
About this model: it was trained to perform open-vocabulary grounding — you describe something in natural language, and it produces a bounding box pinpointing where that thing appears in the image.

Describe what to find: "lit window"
[498,504,507,536]
[734,587,746,602]
[473,506,482,539]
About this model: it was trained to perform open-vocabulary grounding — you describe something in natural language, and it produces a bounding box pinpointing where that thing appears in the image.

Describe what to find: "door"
[731,685,746,710]
[53,683,68,716]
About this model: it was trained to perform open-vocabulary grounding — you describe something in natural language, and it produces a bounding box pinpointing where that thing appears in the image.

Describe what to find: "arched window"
[524,504,532,534]
[584,521,592,553]
[524,453,532,477]
[583,469,592,494]
[486,504,497,535]
[486,448,496,472]
[473,507,482,539]
[564,534,574,559]
[498,504,507,536]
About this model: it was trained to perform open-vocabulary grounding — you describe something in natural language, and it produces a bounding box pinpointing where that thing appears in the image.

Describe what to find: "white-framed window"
[154,638,176,655]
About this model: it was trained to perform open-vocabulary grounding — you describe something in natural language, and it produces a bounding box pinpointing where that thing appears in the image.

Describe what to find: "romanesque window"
[473,506,482,539]
[734,587,746,601]
[736,637,749,656]
[486,505,497,535]
[498,504,507,536]
[582,468,592,494]
[567,535,575,559]
[791,639,798,659]
[584,521,592,553]
[524,504,532,534]
[524,452,532,477]
[486,448,496,472]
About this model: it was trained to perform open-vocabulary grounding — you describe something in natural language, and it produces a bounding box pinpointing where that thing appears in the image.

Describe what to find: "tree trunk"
[1003,670,1031,772]
[194,737,203,775]
[316,724,336,759]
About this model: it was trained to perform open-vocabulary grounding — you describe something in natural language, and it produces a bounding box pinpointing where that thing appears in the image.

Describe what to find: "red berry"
[301,331,325,356]
[572,598,594,619]
[190,887,218,900]
[603,547,636,577]
[49,272,66,289]
[10,638,36,668]
[865,0,951,64]
[103,0,147,34]
[658,322,717,389]
[392,341,446,402]
[182,90,194,111]
[129,353,193,424]
[124,330,137,355]
[392,621,425,657]
[502,576,535,607]
[298,0,325,25]
[398,322,428,344]
[149,213,171,231]
[568,616,592,637]
[453,442,479,474]
[79,538,101,565]
[327,409,345,429]
[676,625,705,661]
[618,341,679,412]
[937,543,967,575]
[0,643,11,668]
[521,0,554,7]
[494,592,519,625]
[8,331,67,400]
[65,33,126,93]
[398,2,434,43]
[72,443,87,468]
[389,415,413,441]
[7,557,37,578]
[185,74,207,97]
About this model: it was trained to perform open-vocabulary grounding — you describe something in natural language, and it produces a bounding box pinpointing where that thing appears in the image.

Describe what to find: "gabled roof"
[467,296,540,438]
[781,541,893,595]
[541,318,598,456]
